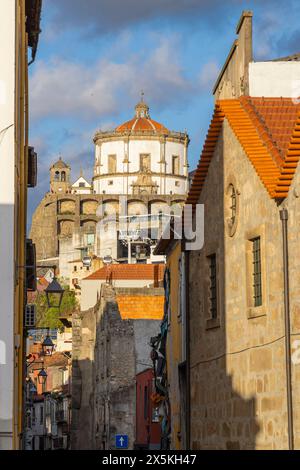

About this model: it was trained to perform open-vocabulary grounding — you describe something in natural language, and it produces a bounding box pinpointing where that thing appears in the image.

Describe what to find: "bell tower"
[50,157,71,193]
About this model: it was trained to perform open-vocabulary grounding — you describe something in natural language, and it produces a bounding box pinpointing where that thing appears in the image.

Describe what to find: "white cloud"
[30,35,192,122]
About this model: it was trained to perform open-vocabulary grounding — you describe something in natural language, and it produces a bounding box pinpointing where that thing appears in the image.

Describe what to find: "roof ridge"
[239,96,284,167]
[219,99,281,197]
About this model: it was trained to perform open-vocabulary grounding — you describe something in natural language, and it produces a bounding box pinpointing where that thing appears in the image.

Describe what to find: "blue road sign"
[115,434,128,449]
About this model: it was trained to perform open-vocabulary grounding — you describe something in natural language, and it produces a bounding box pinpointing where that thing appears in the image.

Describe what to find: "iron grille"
[252,237,262,307]
[209,254,217,319]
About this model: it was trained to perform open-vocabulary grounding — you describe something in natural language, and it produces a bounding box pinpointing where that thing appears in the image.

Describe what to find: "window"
[246,229,266,319]
[74,266,77,272]
[251,237,262,307]
[61,171,66,182]
[208,254,217,319]
[79,182,85,187]
[172,155,179,175]
[54,171,60,181]
[140,154,150,172]
[108,155,117,173]
[108,180,113,185]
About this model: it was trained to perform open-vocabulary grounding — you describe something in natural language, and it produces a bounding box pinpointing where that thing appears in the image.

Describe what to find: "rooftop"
[187,96,300,204]
[84,263,165,283]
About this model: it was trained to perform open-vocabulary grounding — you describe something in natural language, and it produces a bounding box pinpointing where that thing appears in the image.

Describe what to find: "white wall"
[0,0,16,450]
[249,62,300,98]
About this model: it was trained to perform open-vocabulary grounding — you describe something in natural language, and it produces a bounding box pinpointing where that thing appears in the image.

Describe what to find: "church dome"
[116,98,169,133]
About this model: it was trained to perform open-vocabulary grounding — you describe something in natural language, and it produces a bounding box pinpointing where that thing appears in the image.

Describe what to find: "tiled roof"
[84,263,165,282]
[116,294,164,320]
[187,97,300,204]
[116,117,168,133]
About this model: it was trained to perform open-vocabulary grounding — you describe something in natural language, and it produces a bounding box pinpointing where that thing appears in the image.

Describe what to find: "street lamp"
[41,331,55,356]
[38,367,47,385]
[45,276,64,309]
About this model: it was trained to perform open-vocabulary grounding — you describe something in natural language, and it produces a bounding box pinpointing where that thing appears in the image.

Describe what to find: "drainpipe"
[280,208,294,450]
[184,246,190,449]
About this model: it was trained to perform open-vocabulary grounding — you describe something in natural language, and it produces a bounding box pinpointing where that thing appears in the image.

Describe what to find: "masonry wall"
[189,119,300,449]
[93,285,136,450]
[71,284,163,449]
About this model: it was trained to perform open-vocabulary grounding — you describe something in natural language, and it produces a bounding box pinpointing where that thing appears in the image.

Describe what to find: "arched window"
[54,171,60,181]
[61,171,66,182]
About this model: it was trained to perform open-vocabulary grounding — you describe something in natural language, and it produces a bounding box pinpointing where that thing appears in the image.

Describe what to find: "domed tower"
[93,97,189,196]
[50,157,71,194]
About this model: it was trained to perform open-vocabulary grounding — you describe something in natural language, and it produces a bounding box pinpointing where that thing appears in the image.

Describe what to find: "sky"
[28,0,300,227]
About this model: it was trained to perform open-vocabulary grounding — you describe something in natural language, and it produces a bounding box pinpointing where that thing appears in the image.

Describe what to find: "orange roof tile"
[187,97,300,204]
[116,294,164,320]
[84,263,165,283]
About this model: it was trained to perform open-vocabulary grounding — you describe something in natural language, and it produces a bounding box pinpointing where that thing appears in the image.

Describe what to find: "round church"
[93,98,189,197]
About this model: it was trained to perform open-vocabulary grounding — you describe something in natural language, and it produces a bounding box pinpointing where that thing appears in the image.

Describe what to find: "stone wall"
[30,192,183,276]
[71,284,163,450]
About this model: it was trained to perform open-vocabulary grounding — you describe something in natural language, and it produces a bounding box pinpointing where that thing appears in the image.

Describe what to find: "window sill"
[247,306,266,319]
[206,317,220,330]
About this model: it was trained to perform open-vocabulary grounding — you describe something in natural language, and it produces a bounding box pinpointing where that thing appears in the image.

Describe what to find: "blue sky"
[28,0,300,226]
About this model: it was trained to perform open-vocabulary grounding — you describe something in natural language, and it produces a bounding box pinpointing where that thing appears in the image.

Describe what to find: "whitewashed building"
[93,98,189,196]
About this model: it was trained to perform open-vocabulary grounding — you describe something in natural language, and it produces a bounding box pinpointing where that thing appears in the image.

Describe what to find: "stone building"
[71,282,164,450]
[155,10,300,450]
[184,95,300,450]
[0,0,42,450]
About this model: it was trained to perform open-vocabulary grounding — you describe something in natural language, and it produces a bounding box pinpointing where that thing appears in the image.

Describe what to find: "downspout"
[280,208,294,450]
[184,244,190,449]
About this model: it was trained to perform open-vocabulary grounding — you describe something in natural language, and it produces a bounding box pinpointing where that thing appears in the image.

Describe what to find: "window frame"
[107,154,117,174]
[205,249,221,330]
[139,153,151,172]
[245,226,267,319]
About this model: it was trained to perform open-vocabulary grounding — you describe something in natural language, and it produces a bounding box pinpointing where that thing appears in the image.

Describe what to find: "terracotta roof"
[187,97,300,204]
[116,117,168,133]
[116,294,164,320]
[84,263,165,283]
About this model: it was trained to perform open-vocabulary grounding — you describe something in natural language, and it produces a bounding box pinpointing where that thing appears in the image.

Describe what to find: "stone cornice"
[92,172,187,181]
[93,129,189,145]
